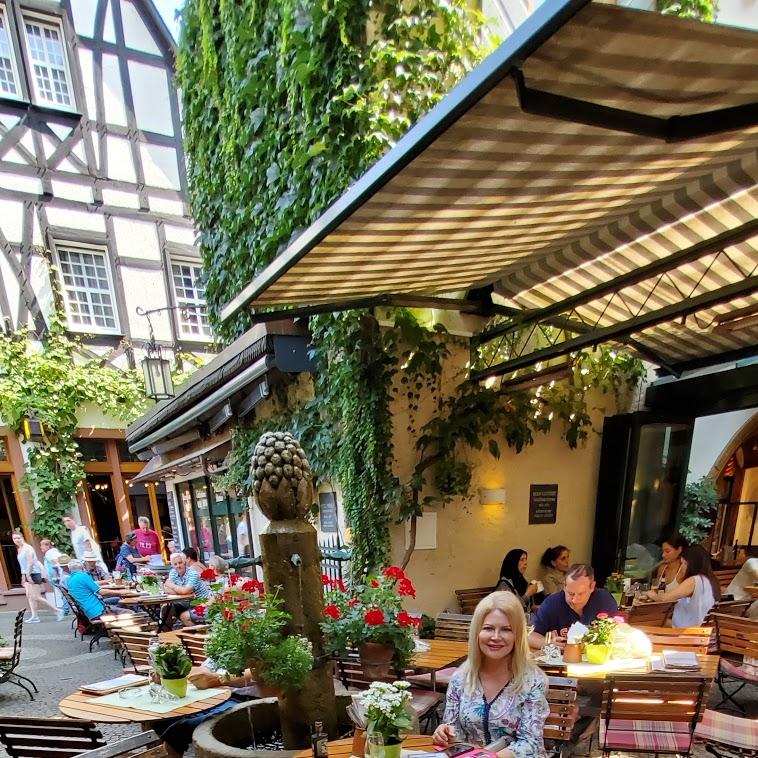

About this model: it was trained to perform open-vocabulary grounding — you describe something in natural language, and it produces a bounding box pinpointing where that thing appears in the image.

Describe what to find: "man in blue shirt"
[66,561,127,620]
[528,563,619,650]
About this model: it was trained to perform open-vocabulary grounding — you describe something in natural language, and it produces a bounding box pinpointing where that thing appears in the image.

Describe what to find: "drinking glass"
[541,631,561,661]
[366,732,384,758]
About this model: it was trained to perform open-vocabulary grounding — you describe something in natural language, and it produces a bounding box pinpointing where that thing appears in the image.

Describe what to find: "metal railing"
[319,534,351,583]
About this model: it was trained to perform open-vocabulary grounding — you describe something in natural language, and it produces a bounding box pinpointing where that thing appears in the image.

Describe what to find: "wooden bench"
[454,586,494,614]
[714,567,740,591]
[0,716,106,758]
[434,613,471,641]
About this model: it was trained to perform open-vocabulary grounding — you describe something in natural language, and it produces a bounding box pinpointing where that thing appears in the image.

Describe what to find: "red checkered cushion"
[406,666,458,689]
[695,709,758,751]
[720,658,758,683]
[600,719,693,753]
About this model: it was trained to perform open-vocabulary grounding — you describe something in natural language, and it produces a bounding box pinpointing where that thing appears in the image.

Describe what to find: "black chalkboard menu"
[529,484,558,524]
[319,492,339,532]
[166,490,181,542]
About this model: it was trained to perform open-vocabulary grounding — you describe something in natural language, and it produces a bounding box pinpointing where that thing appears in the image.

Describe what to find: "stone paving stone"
[0,609,754,758]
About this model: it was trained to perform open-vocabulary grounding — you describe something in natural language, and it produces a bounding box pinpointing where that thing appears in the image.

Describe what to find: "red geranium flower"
[229,573,241,586]
[238,600,251,612]
[323,604,341,620]
[397,611,414,627]
[370,579,380,588]
[200,568,217,581]
[193,605,206,617]
[241,579,264,595]
[364,609,385,626]
[398,578,416,598]
[597,612,609,619]
[348,598,360,608]
[223,608,235,621]
[383,566,405,581]
[321,574,333,586]
[335,579,347,592]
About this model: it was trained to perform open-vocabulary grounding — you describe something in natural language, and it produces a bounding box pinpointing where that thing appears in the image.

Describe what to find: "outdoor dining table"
[411,639,468,691]
[58,684,231,725]
[119,593,185,632]
[293,734,434,758]
[533,652,720,680]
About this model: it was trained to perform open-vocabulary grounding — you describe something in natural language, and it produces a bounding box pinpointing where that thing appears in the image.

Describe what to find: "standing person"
[653,534,688,590]
[539,545,570,596]
[115,532,151,579]
[135,516,162,557]
[62,516,108,574]
[528,564,618,650]
[497,549,540,609]
[645,544,720,627]
[432,591,549,757]
[236,512,250,557]
[12,531,59,622]
[39,538,69,618]
[164,552,211,627]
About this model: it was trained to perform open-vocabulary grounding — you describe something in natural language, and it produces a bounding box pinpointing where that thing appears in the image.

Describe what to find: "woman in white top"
[654,534,687,591]
[13,531,58,622]
[645,545,720,627]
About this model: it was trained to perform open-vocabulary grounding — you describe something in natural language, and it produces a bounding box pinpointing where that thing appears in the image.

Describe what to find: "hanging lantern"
[142,342,174,401]
[21,415,46,441]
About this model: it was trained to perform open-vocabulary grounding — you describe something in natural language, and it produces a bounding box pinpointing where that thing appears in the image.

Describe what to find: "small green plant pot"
[383,742,402,758]
[585,643,612,665]
[161,676,188,698]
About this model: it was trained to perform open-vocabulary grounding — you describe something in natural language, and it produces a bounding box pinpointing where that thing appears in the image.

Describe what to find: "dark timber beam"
[476,219,758,346]
[470,275,758,380]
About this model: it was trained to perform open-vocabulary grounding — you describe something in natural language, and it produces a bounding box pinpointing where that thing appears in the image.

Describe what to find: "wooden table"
[412,639,468,671]
[119,594,185,632]
[534,653,720,680]
[294,735,435,758]
[59,686,231,724]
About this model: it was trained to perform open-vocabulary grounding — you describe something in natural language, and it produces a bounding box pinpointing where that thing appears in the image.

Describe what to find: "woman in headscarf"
[497,549,540,610]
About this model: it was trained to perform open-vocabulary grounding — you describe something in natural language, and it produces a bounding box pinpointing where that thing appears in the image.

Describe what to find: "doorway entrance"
[0,476,23,587]
[85,474,121,569]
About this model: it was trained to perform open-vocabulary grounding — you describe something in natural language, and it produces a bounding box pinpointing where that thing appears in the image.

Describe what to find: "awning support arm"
[513,69,758,142]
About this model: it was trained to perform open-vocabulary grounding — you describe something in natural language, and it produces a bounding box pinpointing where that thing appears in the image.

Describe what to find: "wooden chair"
[714,568,740,592]
[694,709,758,758]
[625,600,675,626]
[703,599,752,626]
[114,629,155,675]
[0,610,38,701]
[455,586,495,614]
[0,716,106,758]
[76,730,167,758]
[102,613,156,664]
[599,674,708,756]
[60,585,107,650]
[177,628,209,665]
[333,653,443,730]
[711,612,758,714]
[632,625,712,654]
[543,676,579,758]
[434,612,471,641]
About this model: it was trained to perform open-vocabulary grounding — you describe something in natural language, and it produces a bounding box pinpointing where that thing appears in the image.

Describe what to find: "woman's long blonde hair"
[460,591,539,694]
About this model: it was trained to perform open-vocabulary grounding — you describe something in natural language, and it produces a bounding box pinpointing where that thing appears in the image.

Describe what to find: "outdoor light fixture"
[478,487,507,506]
[137,306,175,401]
[21,415,46,442]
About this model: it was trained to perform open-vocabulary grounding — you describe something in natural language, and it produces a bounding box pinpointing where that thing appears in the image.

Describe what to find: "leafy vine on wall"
[0,316,146,543]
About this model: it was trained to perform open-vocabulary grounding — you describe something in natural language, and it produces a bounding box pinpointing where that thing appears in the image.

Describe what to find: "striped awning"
[221,0,758,374]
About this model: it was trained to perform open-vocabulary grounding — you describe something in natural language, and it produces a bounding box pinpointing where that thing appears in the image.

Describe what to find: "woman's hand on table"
[432,724,456,747]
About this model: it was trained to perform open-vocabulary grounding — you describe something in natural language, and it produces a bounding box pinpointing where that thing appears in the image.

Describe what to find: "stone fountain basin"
[193,696,352,758]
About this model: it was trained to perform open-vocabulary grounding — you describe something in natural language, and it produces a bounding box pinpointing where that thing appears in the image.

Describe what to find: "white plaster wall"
[103,0,117,44]
[164,225,196,246]
[120,267,171,340]
[149,196,184,217]
[77,48,97,121]
[106,136,137,183]
[121,0,162,55]
[0,172,41,196]
[102,189,141,208]
[102,54,129,127]
[129,62,173,136]
[50,180,93,203]
[687,408,758,482]
[0,199,24,242]
[46,207,106,232]
[69,0,99,37]
[29,253,55,322]
[0,252,20,320]
[112,217,162,262]
[140,143,180,190]
[716,0,758,29]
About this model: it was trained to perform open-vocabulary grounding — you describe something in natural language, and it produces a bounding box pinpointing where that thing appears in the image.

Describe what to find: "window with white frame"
[0,7,20,98]
[56,245,120,333]
[171,262,212,339]
[22,15,72,108]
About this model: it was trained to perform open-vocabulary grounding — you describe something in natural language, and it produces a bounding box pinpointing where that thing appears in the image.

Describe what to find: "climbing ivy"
[657,0,717,22]
[0,316,146,543]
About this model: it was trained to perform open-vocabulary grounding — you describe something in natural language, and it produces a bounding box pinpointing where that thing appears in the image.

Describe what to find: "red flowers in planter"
[324,604,341,620]
[397,611,421,627]
[241,579,264,595]
[200,568,217,581]
[364,609,385,626]
[383,566,405,581]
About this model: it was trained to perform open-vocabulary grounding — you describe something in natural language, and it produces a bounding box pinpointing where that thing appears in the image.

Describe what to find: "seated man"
[66,560,128,620]
[528,563,619,650]
[164,552,212,626]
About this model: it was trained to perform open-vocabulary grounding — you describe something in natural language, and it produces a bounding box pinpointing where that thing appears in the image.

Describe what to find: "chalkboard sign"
[166,489,181,542]
[529,484,558,524]
[319,492,339,532]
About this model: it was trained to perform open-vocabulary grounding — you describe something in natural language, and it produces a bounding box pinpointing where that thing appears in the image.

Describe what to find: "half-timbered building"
[0,0,214,603]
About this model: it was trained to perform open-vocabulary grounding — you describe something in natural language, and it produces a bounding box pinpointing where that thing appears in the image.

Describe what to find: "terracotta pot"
[161,676,188,698]
[563,643,583,663]
[247,659,282,699]
[585,643,612,665]
[352,727,366,758]
[358,643,395,679]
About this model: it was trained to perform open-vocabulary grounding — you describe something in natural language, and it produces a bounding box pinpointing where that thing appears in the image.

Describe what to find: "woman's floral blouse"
[443,667,549,758]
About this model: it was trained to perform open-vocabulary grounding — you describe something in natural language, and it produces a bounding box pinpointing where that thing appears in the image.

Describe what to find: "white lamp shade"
[479,487,507,505]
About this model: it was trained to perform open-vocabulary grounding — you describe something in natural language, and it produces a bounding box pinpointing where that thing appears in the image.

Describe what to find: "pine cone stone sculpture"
[251,431,314,520]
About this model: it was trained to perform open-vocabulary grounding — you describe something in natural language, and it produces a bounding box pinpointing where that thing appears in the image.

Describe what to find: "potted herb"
[582,613,622,664]
[605,573,625,606]
[257,635,314,696]
[320,566,421,677]
[152,642,192,698]
[361,681,414,758]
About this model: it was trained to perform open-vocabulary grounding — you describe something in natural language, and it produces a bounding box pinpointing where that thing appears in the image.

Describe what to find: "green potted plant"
[152,642,192,698]
[581,613,621,665]
[320,567,421,677]
[361,681,414,758]
[605,572,625,606]
[257,635,314,697]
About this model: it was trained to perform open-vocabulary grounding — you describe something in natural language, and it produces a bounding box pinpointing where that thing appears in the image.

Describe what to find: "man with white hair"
[164,552,211,626]
[135,516,161,557]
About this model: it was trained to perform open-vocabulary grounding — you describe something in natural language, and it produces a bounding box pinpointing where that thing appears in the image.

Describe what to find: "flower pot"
[584,643,612,665]
[247,659,283,699]
[358,643,394,679]
[161,676,188,698]
[383,742,402,758]
[563,643,583,664]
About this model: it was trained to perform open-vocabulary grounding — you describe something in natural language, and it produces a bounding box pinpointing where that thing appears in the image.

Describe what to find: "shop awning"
[220,0,758,377]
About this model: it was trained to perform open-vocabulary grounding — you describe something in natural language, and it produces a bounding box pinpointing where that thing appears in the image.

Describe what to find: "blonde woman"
[13,531,58,622]
[433,591,549,758]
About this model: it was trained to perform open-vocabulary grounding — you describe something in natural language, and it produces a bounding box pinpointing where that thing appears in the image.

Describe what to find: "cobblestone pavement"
[0,609,754,758]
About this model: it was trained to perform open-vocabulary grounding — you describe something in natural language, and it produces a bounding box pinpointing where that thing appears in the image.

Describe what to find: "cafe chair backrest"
[113,629,155,674]
[177,629,209,666]
[455,587,495,615]
[434,613,472,641]
[703,600,751,627]
[631,625,712,655]
[713,568,739,591]
[625,600,675,627]
[712,613,758,660]
[74,730,167,757]
[544,676,578,744]
[0,716,106,758]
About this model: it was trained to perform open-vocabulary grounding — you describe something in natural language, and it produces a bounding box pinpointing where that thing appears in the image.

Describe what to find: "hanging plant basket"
[359,643,395,679]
